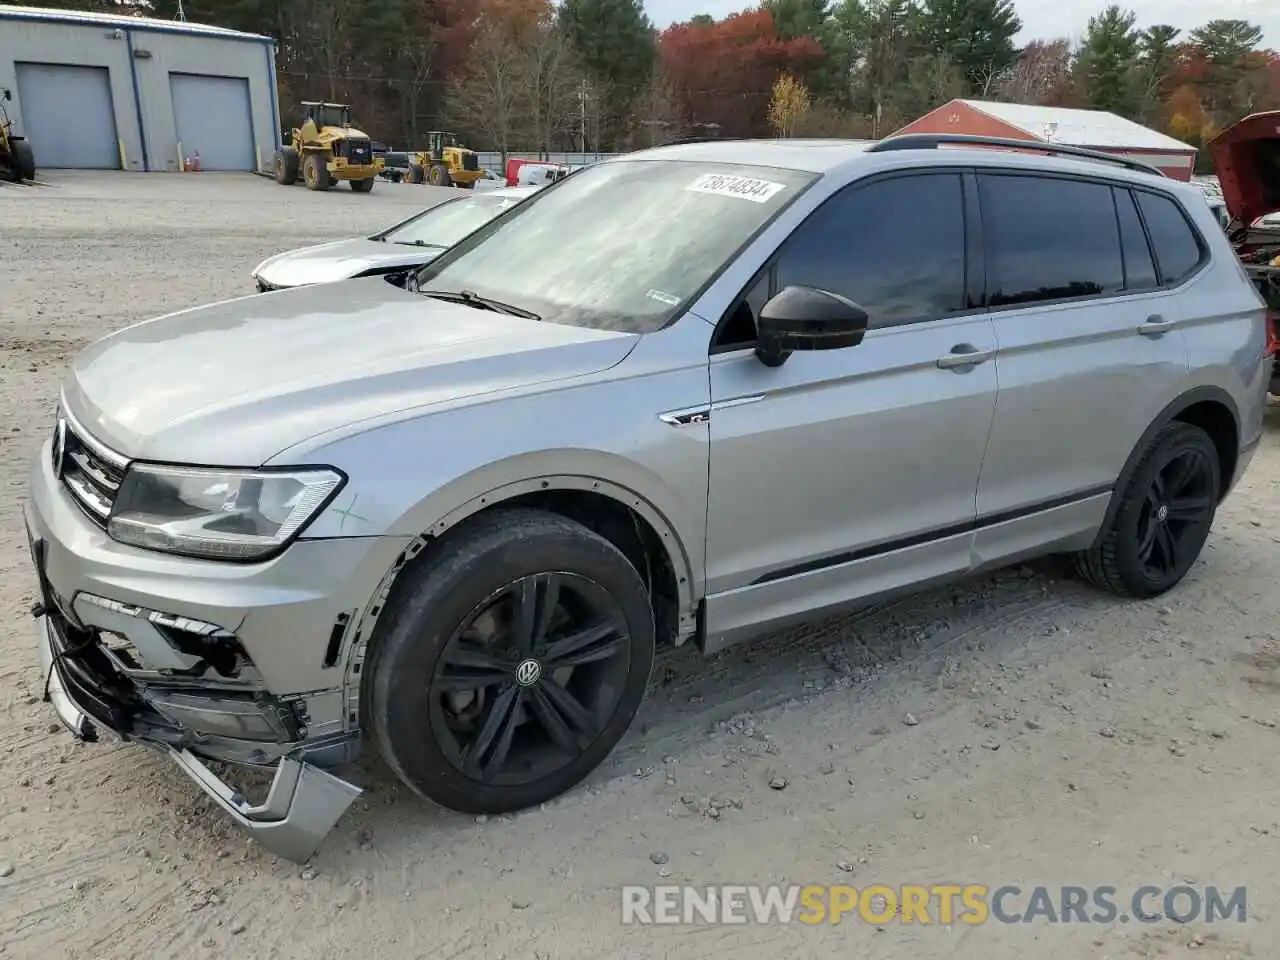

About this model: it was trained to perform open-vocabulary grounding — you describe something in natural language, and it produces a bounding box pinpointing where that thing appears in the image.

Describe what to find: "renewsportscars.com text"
[620,884,1247,925]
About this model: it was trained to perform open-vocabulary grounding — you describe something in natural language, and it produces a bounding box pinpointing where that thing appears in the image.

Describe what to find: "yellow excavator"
[0,88,36,183]
[274,102,383,192]
[407,131,484,188]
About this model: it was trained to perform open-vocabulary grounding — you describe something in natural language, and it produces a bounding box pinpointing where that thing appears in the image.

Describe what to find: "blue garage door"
[169,73,255,171]
[15,62,120,169]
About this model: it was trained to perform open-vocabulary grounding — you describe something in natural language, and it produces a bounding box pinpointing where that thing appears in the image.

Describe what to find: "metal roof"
[0,3,272,41]
[959,99,1195,153]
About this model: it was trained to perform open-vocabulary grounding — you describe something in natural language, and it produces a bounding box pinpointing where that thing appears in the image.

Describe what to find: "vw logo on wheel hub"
[515,658,542,687]
[1156,504,1169,522]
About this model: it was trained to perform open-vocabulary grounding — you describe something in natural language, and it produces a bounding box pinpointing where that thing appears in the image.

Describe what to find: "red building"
[895,99,1197,181]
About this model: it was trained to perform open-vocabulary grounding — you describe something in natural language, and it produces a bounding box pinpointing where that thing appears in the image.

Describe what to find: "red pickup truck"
[1209,112,1280,396]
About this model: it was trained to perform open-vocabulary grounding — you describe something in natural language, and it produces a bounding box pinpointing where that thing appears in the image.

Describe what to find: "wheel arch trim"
[424,474,698,612]
[339,474,700,735]
[1094,385,1241,544]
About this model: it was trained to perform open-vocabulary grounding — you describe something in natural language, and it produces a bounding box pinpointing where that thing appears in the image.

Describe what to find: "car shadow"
[310,554,1120,863]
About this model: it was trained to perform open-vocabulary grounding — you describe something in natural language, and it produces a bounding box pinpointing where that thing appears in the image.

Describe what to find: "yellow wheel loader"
[274,102,382,193]
[0,89,36,184]
[406,131,483,189]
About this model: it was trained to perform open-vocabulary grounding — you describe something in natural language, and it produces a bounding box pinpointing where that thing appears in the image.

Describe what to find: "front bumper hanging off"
[31,543,362,864]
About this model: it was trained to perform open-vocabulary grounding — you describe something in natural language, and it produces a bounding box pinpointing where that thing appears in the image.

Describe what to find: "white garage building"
[0,4,279,172]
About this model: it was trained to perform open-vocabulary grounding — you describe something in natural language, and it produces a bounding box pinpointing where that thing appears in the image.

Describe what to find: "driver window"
[712,172,967,351]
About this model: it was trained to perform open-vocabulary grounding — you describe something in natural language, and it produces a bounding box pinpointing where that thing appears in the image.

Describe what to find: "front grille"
[343,137,372,164]
[54,415,127,527]
[461,152,479,172]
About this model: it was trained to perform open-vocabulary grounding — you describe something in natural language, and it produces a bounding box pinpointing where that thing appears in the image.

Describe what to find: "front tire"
[302,153,330,191]
[350,177,374,193]
[366,509,655,815]
[1074,421,1220,598]
[427,162,450,186]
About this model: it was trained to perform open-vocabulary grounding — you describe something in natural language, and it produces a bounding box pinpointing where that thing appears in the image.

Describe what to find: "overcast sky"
[644,0,1279,47]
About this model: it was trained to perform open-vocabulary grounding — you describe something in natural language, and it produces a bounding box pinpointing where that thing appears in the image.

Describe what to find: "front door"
[701,171,999,647]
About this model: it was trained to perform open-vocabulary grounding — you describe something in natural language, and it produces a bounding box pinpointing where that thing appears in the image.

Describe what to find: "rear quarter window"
[1133,190,1206,285]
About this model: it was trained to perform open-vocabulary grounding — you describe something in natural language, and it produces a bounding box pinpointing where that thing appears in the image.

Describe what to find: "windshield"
[411,160,815,333]
[378,194,528,248]
[317,106,349,127]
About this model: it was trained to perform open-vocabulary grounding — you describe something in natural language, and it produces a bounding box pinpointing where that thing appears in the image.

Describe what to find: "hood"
[252,237,441,289]
[63,278,639,465]
[1207,112,1280,228]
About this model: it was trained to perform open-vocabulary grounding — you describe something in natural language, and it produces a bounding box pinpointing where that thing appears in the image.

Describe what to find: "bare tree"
[995,39,1075,104]
[293,0,356,102]
[521,25,584,156]
[398,0,437,148]
[444,24,525,163]
[630,67,683,147]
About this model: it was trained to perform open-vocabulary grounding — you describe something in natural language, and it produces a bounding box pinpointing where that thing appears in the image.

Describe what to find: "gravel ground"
[2,171,1279,960]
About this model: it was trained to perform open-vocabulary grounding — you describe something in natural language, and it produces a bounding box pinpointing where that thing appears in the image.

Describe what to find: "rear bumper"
[35,599,361,864]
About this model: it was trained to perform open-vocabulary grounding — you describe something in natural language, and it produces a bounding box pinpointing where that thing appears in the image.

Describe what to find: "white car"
[251,185,539,291]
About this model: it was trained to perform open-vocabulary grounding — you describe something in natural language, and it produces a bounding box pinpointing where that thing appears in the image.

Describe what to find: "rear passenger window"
[1115,188,1159,291]
[1134,191,1204,285]
[774,173,966,328]
[980,175,1124,306]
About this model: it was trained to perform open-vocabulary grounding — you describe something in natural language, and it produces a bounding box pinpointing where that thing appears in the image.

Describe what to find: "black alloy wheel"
[431,572,631,785]
[1132,446,1216,583]
[366,509,655,814]
[1075,421,1220,598]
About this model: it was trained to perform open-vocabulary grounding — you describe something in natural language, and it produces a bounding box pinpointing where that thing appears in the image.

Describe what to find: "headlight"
[108,464,345,561]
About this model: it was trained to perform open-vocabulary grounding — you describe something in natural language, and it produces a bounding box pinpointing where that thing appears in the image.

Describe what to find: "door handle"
[936,344,993,369]
[1137,315,1176,336]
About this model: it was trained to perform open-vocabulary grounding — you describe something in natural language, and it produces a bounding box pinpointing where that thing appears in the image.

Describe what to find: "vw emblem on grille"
[515,658,542,687]
[51,418,67,476]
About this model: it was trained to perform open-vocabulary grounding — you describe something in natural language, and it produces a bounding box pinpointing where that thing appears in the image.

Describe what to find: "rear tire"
[1074,421,1220,598]
[427,162,450,186]
[365,509,655,815]
[408,164,425,184]
[13,140,35,182]
[302,153,330,191]
[350,177,374,193]
[274,146,299,185]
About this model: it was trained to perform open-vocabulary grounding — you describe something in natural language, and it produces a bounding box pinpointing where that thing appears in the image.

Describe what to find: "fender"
[338,474,702,735]
[1091,384,1241,546]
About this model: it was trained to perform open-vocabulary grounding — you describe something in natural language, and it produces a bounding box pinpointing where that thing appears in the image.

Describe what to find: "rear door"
[973,172,1191,560]
[702,171,999,643]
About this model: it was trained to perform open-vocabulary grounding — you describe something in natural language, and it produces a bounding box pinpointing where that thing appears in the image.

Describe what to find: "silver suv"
[25,135,1272,861]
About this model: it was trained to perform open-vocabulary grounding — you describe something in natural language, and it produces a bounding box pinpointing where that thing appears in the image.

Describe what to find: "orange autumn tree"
[659,10,823,138]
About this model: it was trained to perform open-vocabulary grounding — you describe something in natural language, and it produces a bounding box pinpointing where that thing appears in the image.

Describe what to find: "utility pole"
[176,0,187,20]
[579,79,587,153]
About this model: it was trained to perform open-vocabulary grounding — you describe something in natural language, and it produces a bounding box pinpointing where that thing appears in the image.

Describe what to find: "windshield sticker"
[685,173,786,203]
[647,289,682,306]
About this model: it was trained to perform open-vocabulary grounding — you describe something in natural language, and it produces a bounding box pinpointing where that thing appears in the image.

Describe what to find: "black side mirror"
[755,285,869,367]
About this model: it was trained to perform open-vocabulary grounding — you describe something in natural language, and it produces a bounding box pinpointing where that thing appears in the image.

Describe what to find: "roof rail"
[866,133,1168,177]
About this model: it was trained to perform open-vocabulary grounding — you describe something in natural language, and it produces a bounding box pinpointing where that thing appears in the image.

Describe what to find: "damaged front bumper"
[33,590,362,864]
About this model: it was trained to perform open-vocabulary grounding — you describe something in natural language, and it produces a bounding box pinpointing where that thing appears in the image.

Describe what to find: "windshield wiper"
[394,240,445,248]
[424,289,540,320]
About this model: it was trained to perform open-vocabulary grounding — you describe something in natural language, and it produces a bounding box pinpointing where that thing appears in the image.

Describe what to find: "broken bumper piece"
[37,613,362,863]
